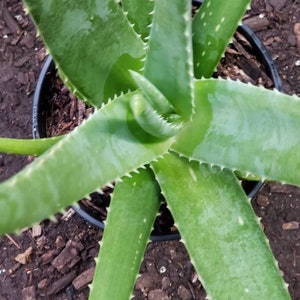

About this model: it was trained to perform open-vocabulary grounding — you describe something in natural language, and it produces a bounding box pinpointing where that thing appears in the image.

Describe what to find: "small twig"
[5,234,21,249]
[8,263,21,275]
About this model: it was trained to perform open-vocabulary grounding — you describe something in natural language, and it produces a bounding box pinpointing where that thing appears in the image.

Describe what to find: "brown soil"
[0,0,300,299]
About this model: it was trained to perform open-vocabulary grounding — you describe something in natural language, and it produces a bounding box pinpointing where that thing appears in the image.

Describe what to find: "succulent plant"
[0,0,298,299]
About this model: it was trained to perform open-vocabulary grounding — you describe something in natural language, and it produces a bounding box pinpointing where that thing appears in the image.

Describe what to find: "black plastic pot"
[32,12,282,242]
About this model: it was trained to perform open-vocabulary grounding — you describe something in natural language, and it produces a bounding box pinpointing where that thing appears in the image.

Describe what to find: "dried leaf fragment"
[15,247,33,264]
[282,221,299,230]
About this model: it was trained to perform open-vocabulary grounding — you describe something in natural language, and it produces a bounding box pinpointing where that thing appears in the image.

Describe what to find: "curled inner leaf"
[130,94,181,139]
[130,70,175,116]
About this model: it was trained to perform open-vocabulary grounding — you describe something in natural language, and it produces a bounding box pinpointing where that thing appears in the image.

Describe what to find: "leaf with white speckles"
[193,0,251,77]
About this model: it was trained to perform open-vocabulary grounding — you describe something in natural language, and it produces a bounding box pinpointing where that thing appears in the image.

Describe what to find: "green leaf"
[152,153,290,300]
[129,93,181,139]
[0,92,174,235]
[193,0,251,78]
[130,70,175,115]
[90,168,160,300]
[23,0,145,107]
[173,79,300,186]
[0,136,62,156]
[144,0,194,120]
[122,0,154,40]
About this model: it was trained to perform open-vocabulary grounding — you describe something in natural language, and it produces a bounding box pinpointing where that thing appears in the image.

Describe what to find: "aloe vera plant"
[0,0,298,299]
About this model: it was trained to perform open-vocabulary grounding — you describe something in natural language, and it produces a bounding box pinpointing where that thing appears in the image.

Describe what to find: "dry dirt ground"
[0,0,300,299]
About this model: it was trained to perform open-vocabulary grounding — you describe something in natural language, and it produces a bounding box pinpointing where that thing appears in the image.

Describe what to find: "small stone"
[256,195,270,207]
[177,284,192,300]
[282,221,299,230]
[148,289,169,300]
[38,278,50,289]
[169,249,176,260]
[14,14,23,23]
[55,236,65,250]
[135,274,155,290]
[161,276,171,290]
[31,224,42,238]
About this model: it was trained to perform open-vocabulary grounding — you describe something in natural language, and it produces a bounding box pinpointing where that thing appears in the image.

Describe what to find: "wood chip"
[282,221,299,230]
[8,263,21,275]
[269,183,300,195]
[15,247,33,265]
[191,272,199,284]
[1,2,20,34]
[22,286,36,300]
[268,0,288,11]
[232,38,251,59]
[148,289,169,300]
[40,249,57,265]
[72,267,95,290]
[294,23,300,50]
[14,56,31,67]
[243,15,270,32]
[46,271,77,296]
[295,256,300,273]
[51,240,83,274]
[295,243,300,256]
[177,284,192,300]
[61,208,75,221]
